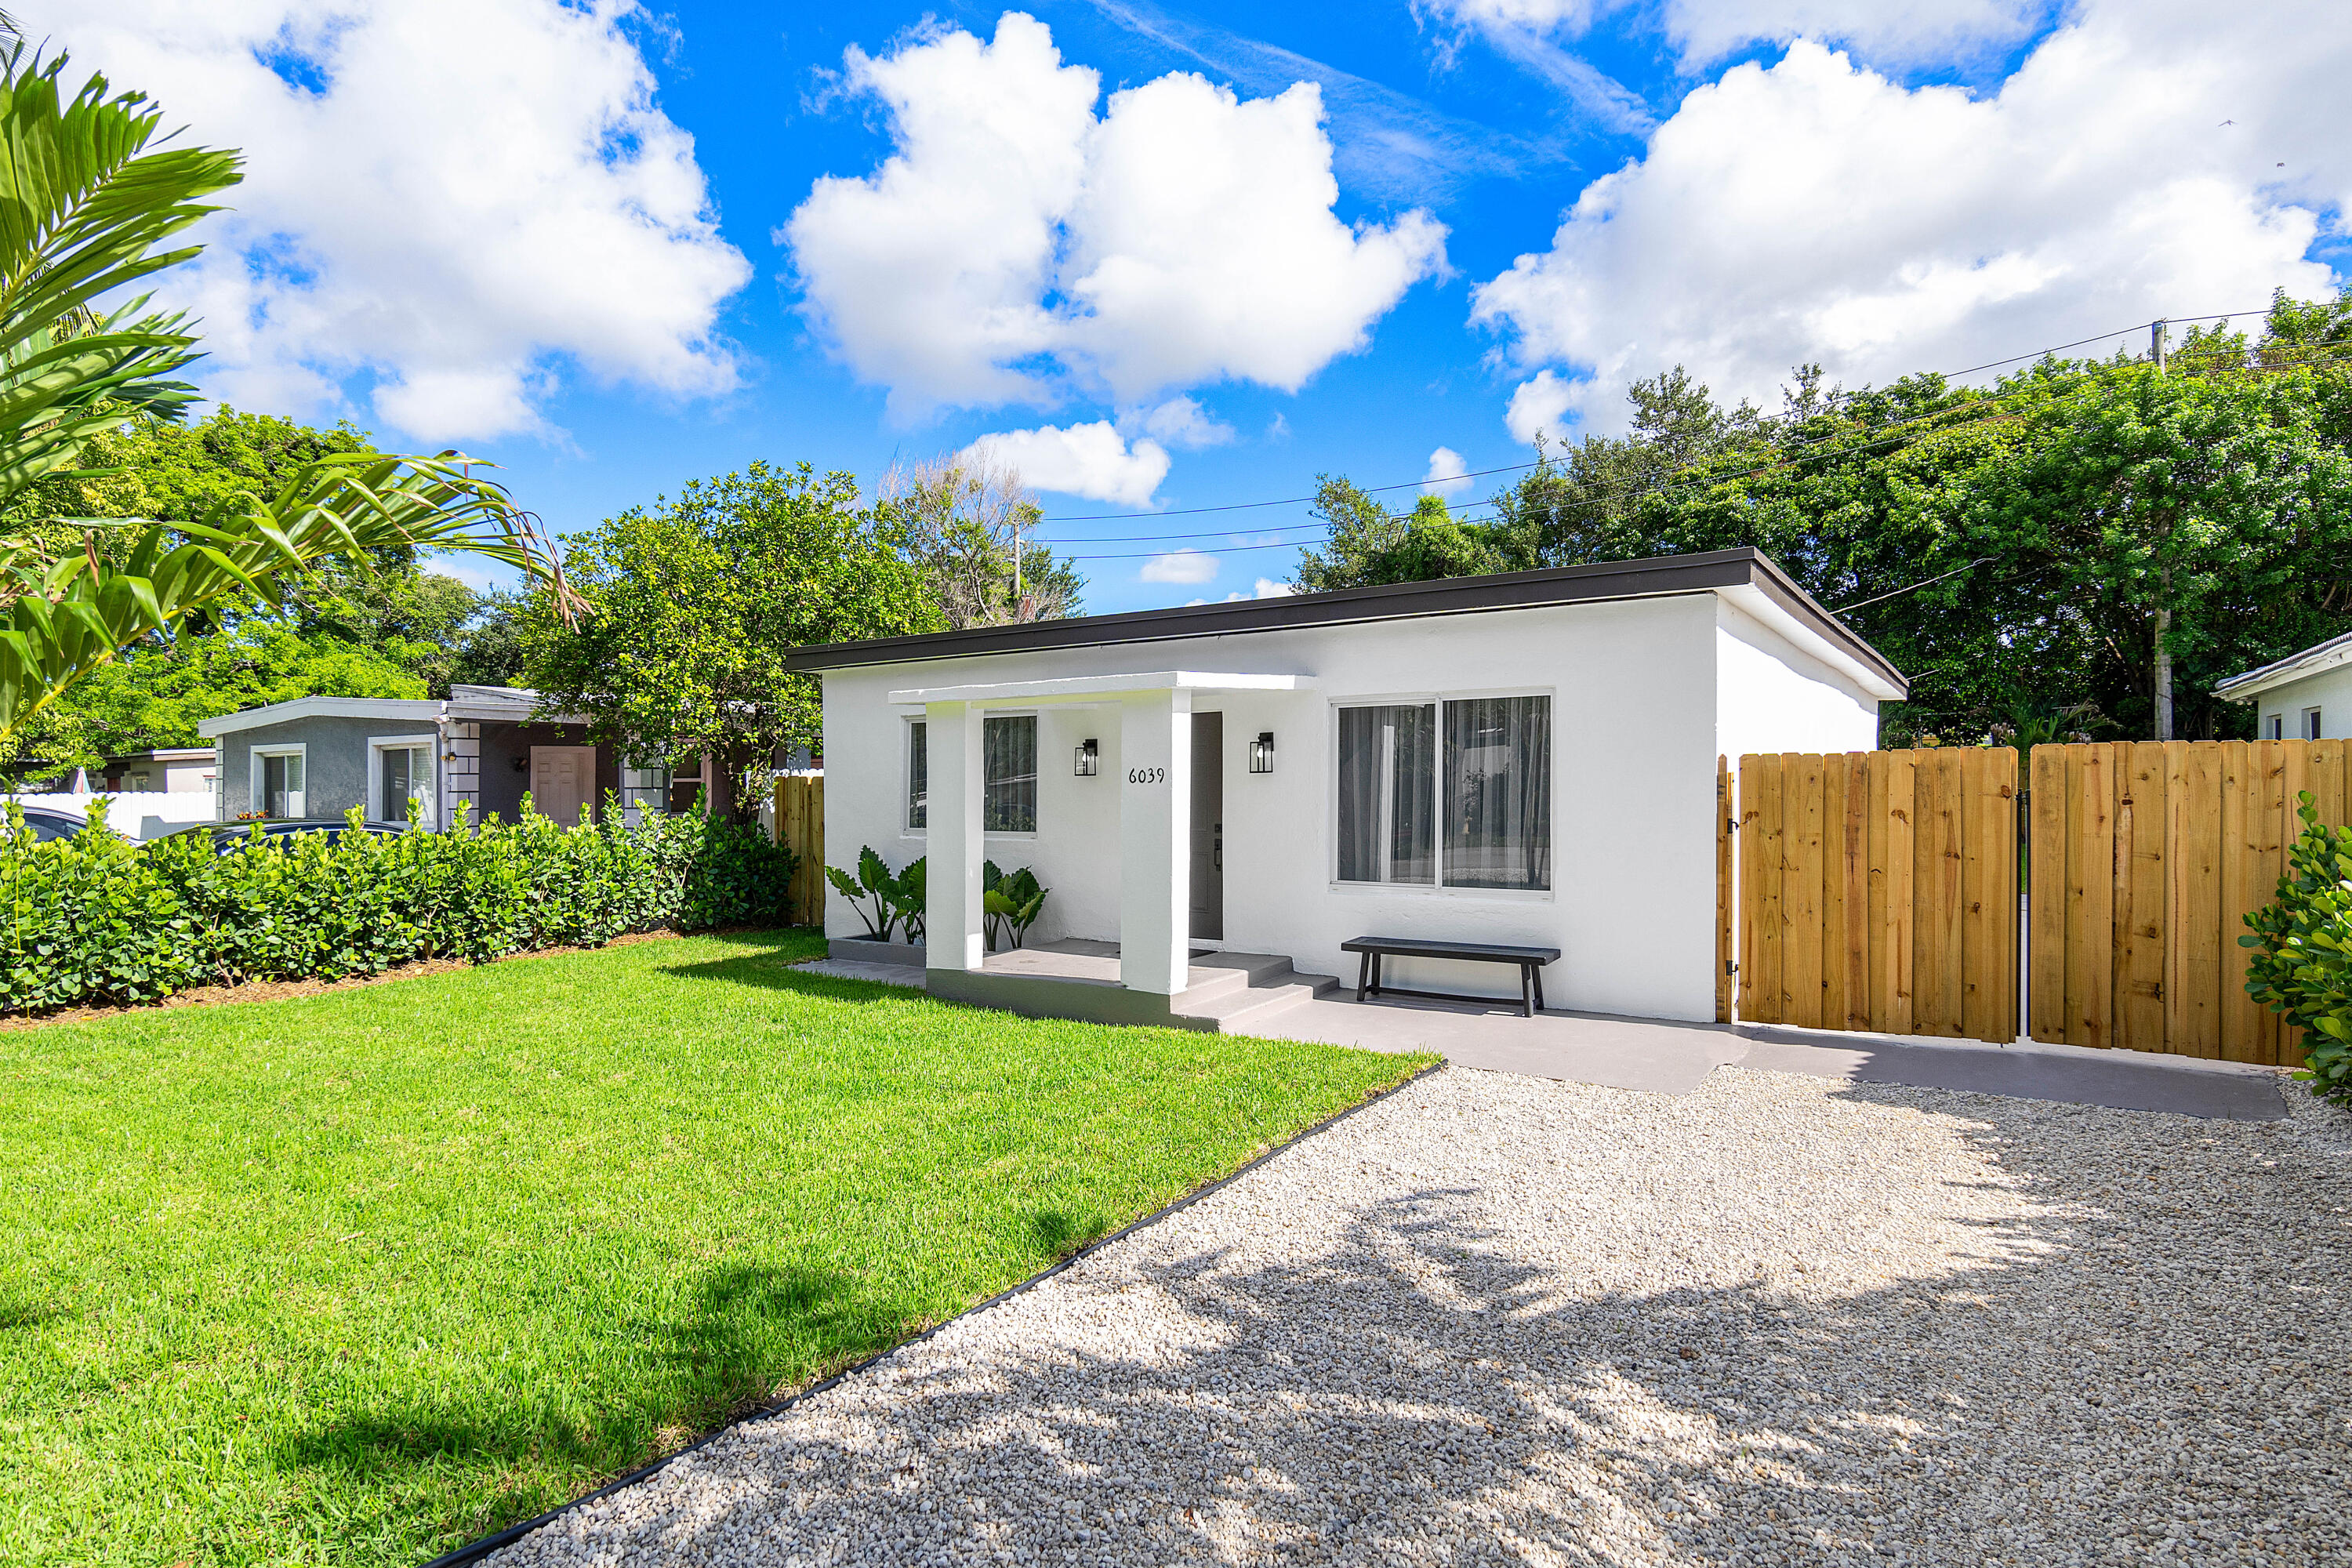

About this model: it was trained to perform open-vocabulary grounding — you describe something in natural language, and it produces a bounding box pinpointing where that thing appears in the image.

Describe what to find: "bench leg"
[1532,964,1547,1013]
[1370,953,1383,999]
[1355,950,1370,1003]
[1520,964,1535,1018]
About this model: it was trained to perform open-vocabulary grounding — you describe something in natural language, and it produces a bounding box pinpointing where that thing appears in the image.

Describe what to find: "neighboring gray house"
[198,685,666,826]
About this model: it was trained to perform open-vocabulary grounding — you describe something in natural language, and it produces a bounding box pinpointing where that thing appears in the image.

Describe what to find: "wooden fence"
[1737,748,2018,1043]
[2027,740,2352,1064]
[774,775,826,927]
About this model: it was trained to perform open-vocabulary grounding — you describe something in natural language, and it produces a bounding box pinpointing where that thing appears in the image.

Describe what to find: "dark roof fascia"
[785,547,1907,695]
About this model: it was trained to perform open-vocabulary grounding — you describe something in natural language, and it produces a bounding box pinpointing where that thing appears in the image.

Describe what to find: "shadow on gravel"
[512,1082,2343,1566]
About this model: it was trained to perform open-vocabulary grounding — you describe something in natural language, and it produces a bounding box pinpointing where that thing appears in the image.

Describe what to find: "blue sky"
[42,0,2350,612]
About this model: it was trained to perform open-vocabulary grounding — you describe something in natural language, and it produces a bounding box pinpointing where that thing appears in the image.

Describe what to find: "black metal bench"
[1341,935,1563,1018]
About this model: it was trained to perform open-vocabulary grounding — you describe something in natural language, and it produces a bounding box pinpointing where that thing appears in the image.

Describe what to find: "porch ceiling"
[885,670,1312,706]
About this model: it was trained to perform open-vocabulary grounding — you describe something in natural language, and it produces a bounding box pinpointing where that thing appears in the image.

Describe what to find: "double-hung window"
[904,714,1039,833]
[1335,695,1551,892]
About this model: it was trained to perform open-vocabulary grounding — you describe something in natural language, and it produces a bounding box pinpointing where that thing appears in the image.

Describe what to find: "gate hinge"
[1726,816,1739,833]
[1725,960,1738,976]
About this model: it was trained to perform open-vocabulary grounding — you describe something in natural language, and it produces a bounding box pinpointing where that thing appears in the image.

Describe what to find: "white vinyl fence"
[4,791,218,840]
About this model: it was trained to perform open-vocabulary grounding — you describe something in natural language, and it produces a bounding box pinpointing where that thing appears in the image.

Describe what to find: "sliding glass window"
[1335,703,1437,884]
[1443,695,1551,891]
[1335,695,1550,891]
[982,715,1037,833]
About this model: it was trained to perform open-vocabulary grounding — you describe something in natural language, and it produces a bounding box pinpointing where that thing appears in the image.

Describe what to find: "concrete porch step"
[1172,949,1306,1007]
[1172,958,1342,1033]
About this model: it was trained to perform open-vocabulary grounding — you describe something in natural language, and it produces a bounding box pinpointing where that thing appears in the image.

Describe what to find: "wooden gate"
[2027,740,2351,1063]
[1737,749,2019,1042]
[774,775,826,927]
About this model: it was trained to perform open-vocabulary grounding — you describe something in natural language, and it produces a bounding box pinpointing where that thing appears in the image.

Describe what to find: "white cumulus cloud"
[1472,1,2348,438]
[31,0,751,445]
[1254,577,1298,597]
[1129,396,1236,450]
[1426,0,2046,68]
[784,13,1448,419]
[1421,446,1472,495]
[963,421,1171,506]
[1141,549,1219,584]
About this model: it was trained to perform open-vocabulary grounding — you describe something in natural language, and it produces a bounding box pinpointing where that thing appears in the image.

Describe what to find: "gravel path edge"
[415,1057,1448,1568]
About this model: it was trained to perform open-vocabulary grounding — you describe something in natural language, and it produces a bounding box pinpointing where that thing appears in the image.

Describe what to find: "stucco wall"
[2252,664,2352,740]
[1714,599,1882,762]
[820,589,1879,1024]
[216,716,438,820]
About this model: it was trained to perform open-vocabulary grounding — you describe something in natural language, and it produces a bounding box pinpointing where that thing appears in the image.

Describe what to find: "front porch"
[830,936,1341,1032]
[906,670,1308,1007]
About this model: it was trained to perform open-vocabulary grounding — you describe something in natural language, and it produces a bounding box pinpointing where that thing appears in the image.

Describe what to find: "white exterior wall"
[2250,665,2352,739]
[1713,598,1881,762]
[820,590,1885,1025]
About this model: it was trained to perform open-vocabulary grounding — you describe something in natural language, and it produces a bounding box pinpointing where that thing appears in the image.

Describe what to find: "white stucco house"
[2215,629,2352,739]
[786,547,1905,1029]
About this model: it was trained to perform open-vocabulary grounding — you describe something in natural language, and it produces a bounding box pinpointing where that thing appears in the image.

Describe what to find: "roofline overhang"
[785,547,1908,700]
[2213,630,2352,702]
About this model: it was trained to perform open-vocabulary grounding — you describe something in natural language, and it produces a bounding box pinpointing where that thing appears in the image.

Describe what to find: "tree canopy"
[1292,290,2352,742]
[520,462,942,819]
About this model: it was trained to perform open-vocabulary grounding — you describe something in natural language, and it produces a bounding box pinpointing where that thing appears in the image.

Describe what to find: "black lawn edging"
[419,1056,1447,1567]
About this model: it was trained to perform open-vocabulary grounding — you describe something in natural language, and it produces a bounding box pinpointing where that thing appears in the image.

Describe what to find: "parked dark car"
[153,818,412,854]
[9,805,90,842]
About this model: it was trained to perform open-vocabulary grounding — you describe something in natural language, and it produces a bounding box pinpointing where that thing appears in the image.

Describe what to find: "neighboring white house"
[786,547,1904,1027]
[2214,630,2352,739]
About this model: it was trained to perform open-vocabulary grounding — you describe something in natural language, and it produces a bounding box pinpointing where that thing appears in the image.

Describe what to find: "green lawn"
[0,931,1426,1566]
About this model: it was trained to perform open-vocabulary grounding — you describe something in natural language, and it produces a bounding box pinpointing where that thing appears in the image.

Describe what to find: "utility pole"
[2151,318,2174,741]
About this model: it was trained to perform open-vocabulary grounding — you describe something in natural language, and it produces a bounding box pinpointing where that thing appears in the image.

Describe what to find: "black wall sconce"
[1074,737,1099,777]
[1247,731,1275,774]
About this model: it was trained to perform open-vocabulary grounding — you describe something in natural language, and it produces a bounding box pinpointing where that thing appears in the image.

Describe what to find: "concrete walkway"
[789,957,2288,1120]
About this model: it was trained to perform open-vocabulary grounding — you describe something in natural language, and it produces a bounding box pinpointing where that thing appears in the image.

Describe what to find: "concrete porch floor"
[795,946,2287,1121]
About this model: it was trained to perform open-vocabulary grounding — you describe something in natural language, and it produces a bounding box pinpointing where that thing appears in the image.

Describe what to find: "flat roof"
[2213,628,2352,702]
[785,546,1908,695]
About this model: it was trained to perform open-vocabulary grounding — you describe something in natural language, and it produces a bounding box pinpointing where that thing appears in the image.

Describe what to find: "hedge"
[0,799,800,1014]
[2242,792,2352,1102]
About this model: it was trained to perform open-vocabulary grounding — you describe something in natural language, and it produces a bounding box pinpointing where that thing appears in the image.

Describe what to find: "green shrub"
[0,797,798,1014]
[2241,792,2352,1099]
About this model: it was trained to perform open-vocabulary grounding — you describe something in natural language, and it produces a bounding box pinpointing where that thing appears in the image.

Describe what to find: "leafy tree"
[1294,483,1518,590]
[0,53,566,745]
[4,626,424,775]
[521,462,942,820]
[880,453,1083,626]
[1300,299,2352,742]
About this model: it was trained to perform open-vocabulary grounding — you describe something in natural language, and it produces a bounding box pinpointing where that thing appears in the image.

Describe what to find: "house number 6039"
[1127,766,1166,785]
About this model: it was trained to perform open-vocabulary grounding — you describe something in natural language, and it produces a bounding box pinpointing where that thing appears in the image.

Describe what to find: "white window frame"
[1325,686,1557,901]
[2264,713,2285,740]
[2304,706,2324,741]
[249,742,307,819]
[367,735,437,826]
[903,715,928,838]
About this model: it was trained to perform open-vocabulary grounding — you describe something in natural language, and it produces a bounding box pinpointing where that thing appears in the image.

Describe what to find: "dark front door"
[1189,712,1223,941]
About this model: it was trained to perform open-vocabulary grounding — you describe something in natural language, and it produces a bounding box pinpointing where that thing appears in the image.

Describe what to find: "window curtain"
[1443,695,1551,891]
[982,715,1036,833]
[1335,704,1436,884]
[907,721,928,829]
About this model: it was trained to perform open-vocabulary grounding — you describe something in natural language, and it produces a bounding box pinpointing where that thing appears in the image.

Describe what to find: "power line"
[1028,306,2281,535]
[1832,557,1991,613]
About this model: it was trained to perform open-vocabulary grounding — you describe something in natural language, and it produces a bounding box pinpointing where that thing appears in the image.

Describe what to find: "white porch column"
[924,701,986,973]
[1118,687,1192,994]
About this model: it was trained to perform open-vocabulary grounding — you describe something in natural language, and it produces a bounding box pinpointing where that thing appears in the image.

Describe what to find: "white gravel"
[494,1066,2352,1567]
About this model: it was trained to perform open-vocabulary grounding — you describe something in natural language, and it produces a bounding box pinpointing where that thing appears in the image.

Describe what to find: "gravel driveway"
[494,1066,2351,1567]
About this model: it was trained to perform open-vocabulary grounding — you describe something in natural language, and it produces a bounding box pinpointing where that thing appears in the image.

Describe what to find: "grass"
[0,930,1428,1566]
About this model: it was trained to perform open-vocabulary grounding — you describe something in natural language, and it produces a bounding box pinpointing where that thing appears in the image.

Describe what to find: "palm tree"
[0,50,574,741]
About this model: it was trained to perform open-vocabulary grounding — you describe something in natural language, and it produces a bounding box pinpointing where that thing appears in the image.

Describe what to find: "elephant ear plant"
[825,845,904,942]
[887,856,926,944]
[2241,793,2352,1101]
[982,861,1047,951]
